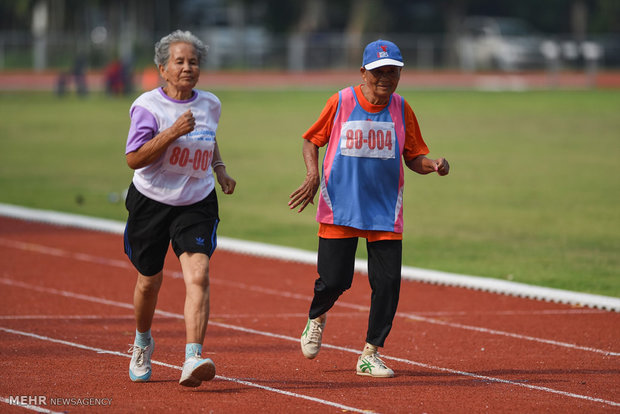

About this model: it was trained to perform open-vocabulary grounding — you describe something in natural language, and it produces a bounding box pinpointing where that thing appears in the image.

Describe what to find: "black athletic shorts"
[123,183,219,276]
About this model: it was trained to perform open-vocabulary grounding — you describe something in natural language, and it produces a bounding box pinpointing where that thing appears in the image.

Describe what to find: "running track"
[0,213,619,413]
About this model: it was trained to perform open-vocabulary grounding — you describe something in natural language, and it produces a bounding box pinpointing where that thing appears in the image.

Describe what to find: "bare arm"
[405,155,450,176]
[126,109,195,170]
[288,139,320,213]
[211,140,236,195]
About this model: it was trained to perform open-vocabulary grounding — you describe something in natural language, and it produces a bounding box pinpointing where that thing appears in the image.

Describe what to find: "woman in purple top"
[124,30,236,387]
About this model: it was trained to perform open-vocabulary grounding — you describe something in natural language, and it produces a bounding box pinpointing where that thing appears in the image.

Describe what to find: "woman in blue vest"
[289,39,450,378]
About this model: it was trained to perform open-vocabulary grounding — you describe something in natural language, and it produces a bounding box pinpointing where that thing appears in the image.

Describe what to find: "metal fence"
[1,30,618,72]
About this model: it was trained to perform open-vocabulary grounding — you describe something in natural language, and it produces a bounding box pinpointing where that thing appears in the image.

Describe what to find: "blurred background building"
[0,0,618,73]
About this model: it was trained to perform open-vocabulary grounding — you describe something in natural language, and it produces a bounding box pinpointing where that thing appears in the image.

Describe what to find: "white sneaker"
[128,338,154,382]
[179,355,216,387]
[300,315,326,359]
[356,353,394,378]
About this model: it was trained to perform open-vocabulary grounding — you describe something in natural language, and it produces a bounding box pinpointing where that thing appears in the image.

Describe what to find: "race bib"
[340,120,396,159]
[162,129,215,178]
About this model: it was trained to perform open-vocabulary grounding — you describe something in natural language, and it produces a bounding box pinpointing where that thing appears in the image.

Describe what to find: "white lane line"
[405,309,606,316]
[381,354,620,408]
[0,313,309,320]
[189,321,620,408]
[2,204,619,311]
[0,396,64,413]
[212,278,620,357]
[399,312,620,357]
[0,315,134,320]
[2,241,619,358]
[0,327,374,414]
[0,238,132,270]
[1,278,618,408]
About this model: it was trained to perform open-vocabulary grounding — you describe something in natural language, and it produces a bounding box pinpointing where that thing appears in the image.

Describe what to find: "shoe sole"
[129,370,152,382]
[179,360,216,387]
[300,340,319,359]
[356,371,394,378]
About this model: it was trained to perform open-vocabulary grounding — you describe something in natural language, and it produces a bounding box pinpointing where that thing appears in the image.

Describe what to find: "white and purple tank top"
[126,88,220,206]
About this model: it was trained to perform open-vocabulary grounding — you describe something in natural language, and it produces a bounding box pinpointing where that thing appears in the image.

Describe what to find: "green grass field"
[1,88,619,297]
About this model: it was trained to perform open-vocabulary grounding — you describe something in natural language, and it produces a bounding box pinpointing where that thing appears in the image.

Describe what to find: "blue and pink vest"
[317,86,406,233]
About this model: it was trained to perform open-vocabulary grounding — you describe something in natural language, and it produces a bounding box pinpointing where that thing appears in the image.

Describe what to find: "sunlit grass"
[1,89,618,296]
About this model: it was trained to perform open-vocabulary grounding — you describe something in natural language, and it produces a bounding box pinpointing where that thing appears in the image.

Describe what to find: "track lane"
[1,217,619,413]
[1,274,618,412]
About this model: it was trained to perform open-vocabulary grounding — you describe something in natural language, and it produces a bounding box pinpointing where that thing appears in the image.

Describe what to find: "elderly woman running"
[124,30,236,387]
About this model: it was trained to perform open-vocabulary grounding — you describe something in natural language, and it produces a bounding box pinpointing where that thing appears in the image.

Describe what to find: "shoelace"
[128,344,147,366]
[367,353,387,368]
[308,321,323,343]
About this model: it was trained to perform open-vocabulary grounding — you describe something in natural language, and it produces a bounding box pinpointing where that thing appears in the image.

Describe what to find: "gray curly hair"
[154,30,208,67]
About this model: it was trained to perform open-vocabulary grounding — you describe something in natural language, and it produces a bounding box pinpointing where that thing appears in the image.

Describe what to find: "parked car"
[457,16,548,71]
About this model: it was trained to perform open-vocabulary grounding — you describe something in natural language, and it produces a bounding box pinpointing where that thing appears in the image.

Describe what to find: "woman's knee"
[180,252,210,288]
[136,272,163,295]
[314,277,351,296]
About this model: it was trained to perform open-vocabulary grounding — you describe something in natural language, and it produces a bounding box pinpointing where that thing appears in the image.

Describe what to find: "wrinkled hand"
[288,173,320,213]
[171,109,196,137]
[433,157,450,176]
[216,170,236,194]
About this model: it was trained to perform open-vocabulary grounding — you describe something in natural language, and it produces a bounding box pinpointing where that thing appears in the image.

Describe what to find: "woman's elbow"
[126,152,141,170]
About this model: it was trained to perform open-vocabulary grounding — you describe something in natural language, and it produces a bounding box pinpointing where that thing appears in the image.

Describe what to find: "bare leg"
[129,271,161,382]
[134,271,163,333]
[179,252,210,344]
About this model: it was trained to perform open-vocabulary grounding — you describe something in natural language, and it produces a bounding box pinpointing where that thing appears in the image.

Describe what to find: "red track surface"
[0,216,619,413]
[1,69,620,91]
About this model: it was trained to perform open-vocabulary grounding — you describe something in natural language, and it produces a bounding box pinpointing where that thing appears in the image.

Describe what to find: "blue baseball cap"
[362,39,404,70]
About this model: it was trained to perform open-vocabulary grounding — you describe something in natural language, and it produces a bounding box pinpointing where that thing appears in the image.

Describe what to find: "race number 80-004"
[340,120,396,159]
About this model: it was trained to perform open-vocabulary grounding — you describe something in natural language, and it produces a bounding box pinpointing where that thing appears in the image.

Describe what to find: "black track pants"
[308,237,402,347]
